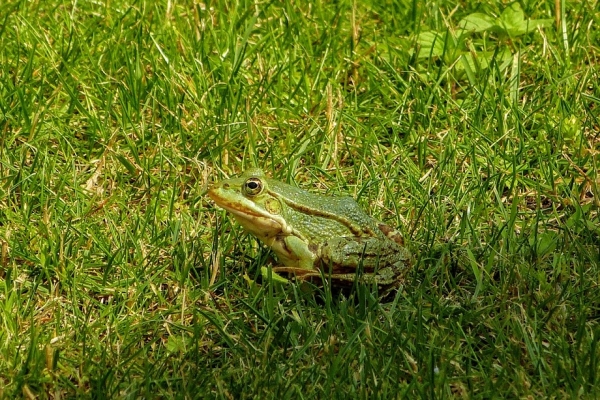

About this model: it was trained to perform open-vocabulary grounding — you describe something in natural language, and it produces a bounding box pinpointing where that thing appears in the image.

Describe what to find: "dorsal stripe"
[268,189,377,237]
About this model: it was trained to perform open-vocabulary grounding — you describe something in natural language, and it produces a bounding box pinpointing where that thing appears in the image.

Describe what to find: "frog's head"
[208,169,293,237]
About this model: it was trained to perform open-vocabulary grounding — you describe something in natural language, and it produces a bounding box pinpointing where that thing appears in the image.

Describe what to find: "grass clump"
[0,0,599,397]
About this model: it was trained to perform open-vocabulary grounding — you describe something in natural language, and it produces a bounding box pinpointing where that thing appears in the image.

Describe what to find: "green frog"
[208,168,411,292]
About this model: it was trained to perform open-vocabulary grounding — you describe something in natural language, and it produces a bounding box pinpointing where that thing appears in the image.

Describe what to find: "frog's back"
[267,178,384,237]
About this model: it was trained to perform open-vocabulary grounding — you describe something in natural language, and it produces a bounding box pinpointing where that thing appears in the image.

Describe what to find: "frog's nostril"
[223,183,230,189]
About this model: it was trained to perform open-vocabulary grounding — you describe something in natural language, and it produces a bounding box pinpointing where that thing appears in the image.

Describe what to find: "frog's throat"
[209,190,293,235]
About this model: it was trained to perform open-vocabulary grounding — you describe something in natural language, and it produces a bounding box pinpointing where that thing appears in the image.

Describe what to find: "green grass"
[1,0,599,397]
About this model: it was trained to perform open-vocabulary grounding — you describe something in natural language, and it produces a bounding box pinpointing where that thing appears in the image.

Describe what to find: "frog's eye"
[243,177,263,196]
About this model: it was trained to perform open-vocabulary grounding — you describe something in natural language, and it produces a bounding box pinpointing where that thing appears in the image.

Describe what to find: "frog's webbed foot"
[271,266,318,277]
[260,266,290,283]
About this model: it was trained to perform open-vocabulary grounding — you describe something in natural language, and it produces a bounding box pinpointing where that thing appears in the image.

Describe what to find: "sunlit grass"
[0,0,599,397]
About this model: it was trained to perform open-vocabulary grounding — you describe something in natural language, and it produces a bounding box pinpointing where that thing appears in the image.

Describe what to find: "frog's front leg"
[270,235,319,276]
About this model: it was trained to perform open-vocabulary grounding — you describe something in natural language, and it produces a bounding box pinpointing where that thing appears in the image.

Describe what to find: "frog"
[208,168,411,293]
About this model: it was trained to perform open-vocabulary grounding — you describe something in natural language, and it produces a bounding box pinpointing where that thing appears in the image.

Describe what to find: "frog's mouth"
[208,188,292,236]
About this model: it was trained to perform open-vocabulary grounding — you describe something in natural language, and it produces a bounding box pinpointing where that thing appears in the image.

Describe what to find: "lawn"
[1,0,599,397]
